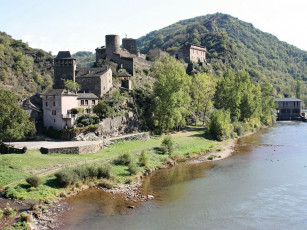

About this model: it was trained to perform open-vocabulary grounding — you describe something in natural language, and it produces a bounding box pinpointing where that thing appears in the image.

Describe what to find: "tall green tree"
[296,80,302,99]
[151,55,191,134]
[0,90,36,142]
[190,73,216,125]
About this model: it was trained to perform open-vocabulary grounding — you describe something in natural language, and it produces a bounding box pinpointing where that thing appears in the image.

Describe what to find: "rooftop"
[275,98,301,102]
[77,93,99,99]
[55,51,75,59]
[75,67,109,78]
[44,88,77,96]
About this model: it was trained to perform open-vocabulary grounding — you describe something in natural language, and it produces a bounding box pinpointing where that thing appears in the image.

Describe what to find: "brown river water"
[57,121,307,230]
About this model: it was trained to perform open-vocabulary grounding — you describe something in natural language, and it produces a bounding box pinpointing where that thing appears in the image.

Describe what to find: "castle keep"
[95,35,150,75]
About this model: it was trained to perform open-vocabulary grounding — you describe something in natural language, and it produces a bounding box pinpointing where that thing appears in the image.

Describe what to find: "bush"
[76,114,100,127]
[93,101,116,119]
[26,199,39,210]
[114,152,132,165]
[233,122,248,136]
[127,161,138,175]
[20,212,32,223]
[139,150,149,166]
[4,206,17,217]
[26,175,42,188]
[86,165,99,178]
[0,208,3,218]
[207,110,233,141]
[2,186,18,199]
[97,164,112,179]
[161,136,174,155]
[55,169,78,187]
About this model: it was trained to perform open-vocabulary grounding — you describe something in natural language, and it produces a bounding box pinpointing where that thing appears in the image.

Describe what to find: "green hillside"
[0,32,53,98]
[137,13,307,98]
[72,51,95,68]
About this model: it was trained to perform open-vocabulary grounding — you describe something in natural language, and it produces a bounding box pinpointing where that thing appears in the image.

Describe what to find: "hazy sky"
[0,0,306,54]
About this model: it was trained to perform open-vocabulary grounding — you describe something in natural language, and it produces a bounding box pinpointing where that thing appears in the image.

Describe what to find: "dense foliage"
[0,89,36,142]
[137,13,307,101]
[150,55,191,134]
[0,32,53,97]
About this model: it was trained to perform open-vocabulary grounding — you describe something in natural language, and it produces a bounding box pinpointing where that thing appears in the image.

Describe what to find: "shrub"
[2,186,18,199]
[20,212,32,223]
[71,107,85,115]
[93,101,116,119]
[26,175,42,188]
[0,208,3,218]
[233,121,248,136]
[26,199,38,210]
[114,152,132,165]
[86,165,99,178]
[139,150,149,166]
[207,110,232,141]
[22,146,27,153]
[127,161,138,175]
[99,179,114,189]
[161,136,174,155]
[4,206,17,217]
[55,169,78,187]
[97,164,112,179]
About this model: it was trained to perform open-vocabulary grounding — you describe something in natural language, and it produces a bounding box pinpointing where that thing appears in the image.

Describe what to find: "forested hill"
[138,13,307,97]
[0,32,53,98]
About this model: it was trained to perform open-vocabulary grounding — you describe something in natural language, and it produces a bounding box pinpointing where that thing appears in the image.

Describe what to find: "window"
[52,110,56,115]
[54,119,56,123]
[92,100,96,105]
[86,109,90,114]
[85,100,88,105]
[81,100,84,105]
[53,101,55,106]
[45,102,48,106]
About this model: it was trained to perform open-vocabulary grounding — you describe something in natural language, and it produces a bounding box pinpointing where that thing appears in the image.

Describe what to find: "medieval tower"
[53,51,76,89]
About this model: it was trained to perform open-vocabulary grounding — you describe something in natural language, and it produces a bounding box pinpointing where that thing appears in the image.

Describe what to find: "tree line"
[138,55,276,140]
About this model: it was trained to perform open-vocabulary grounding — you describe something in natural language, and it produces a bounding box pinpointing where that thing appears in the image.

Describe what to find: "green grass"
[0,128,217,196]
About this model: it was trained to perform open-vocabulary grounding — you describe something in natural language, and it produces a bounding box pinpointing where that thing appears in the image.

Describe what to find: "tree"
[190,73,216,125]
[207,109,232,141]
[296,80,302,99]
[64,80,80,93]
[151,55,191,134]
[93,101,115,119]
[0,90,36,142]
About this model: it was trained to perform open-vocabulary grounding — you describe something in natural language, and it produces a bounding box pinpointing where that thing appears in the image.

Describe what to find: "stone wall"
[41,143,101,155]
[111,54,134,75]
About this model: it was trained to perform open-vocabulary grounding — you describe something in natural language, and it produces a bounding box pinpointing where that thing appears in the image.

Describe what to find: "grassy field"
[0,128,219,201]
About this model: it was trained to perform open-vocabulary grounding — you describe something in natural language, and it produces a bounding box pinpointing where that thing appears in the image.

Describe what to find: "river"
[58,122,307,230]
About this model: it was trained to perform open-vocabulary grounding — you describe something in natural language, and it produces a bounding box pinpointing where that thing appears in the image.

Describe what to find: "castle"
[95,35,151,75]
[43,34,149,130]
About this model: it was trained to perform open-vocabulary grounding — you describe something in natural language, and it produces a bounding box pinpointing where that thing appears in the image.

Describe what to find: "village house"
[275,98,302,120]
[170,43,207,63]
[43,89,100,129]
[43,89,78,129]
[77,92,99,114]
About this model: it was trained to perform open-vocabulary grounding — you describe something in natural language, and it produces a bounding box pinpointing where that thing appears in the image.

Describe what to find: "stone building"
[75,67,112,98]
[53,51,112,98]
[77,93,99,114]
[95,34,150,75]
[53,51,76,89]
[276,98,302,120]
[170,44,207,63]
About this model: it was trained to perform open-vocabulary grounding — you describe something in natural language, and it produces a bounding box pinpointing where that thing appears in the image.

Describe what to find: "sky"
[0,0,306,54]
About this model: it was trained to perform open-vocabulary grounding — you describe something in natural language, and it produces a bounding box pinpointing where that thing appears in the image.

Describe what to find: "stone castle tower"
[53,51,76,89]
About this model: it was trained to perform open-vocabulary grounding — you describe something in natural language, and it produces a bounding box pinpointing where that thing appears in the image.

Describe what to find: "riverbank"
[0,127,260,229]
[31,136,241,229]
